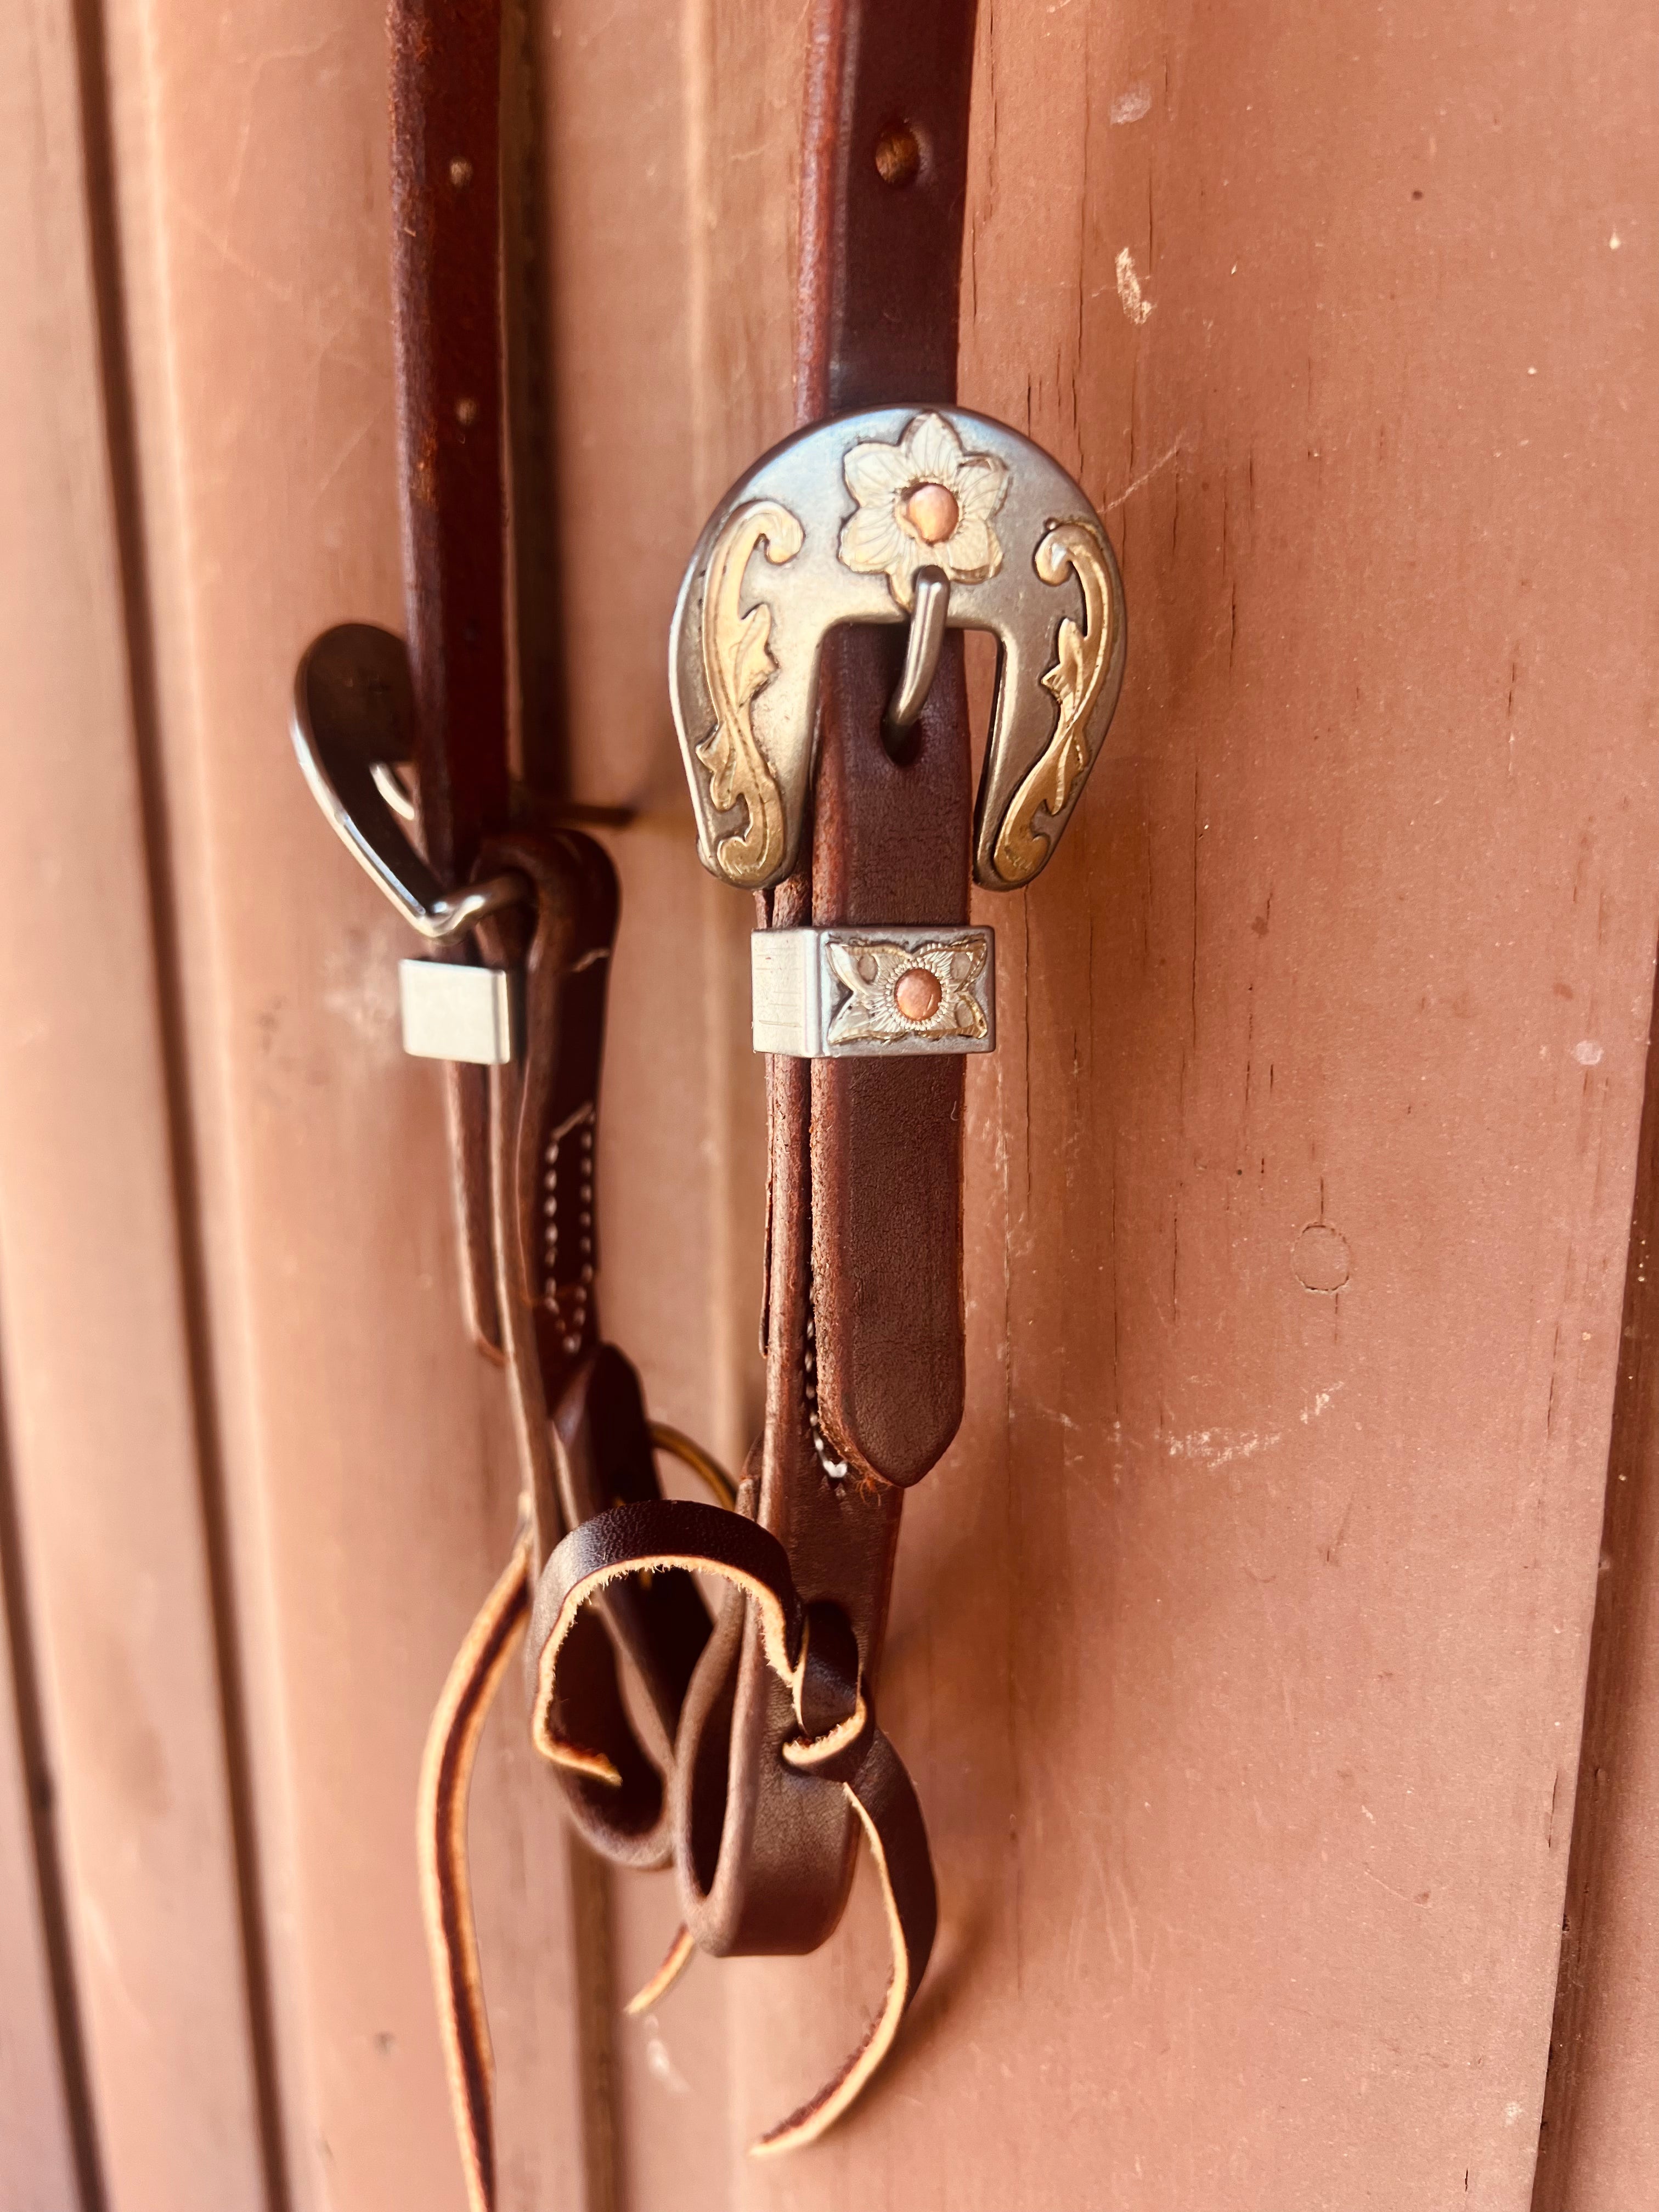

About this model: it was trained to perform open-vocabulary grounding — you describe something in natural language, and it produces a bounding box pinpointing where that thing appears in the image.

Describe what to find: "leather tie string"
[388,0,978,2194]
[530,1498,938,2157]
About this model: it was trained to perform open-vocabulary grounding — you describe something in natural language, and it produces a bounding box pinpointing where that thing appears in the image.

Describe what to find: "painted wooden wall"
[3,1,1658,2209]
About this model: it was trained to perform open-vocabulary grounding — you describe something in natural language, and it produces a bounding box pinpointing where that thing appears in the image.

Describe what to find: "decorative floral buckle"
[669,406,1127,895]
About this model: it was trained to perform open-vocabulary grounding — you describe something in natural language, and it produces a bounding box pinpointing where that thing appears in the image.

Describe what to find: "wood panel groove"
[64,0,295,2199]
[0,1374,101,2212]
[1532,943,1659,2207]
[1,0,275,2199]
[97,0,599,2196]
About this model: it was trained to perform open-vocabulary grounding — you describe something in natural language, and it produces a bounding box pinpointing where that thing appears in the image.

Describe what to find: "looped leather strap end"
[750,1724,936,2158]
[528,1502,804,1776]
[527,1499,938,2151]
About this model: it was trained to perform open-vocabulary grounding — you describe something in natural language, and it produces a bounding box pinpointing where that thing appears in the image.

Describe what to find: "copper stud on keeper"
[894,967,941,1023]
[905,483,958,545]
[455,396,478,427]
[448,156,473,189]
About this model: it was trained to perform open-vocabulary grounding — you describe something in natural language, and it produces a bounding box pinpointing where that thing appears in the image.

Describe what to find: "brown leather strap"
[421,1479,938,2199]
[387,0,718,1857]
[797,0,978,420]
[529,1500,936,2151]
[671,0,979,1965]
[475,838,715,1870]
[388,0,512,1351]
[388,0,510,882]
[397,0,976,2177]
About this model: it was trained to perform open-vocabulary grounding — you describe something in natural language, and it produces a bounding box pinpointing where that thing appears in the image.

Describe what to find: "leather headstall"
[289,0,1126,2199]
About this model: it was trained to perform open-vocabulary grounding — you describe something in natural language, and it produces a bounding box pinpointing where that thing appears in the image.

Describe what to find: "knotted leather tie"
[303,0,986,2202]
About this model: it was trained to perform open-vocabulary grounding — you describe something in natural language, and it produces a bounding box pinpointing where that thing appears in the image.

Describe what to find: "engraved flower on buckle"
[837,412,1011,610]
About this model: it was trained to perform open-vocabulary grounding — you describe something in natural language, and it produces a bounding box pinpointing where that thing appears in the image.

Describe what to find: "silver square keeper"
[399,958,518,1065]
[751,926,995,1059]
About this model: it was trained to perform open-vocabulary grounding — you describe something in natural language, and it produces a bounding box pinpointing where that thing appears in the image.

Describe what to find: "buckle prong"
[885,565,950,730]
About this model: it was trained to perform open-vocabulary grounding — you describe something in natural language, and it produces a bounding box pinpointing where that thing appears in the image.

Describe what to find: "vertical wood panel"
[524,0,804,2198]
[102,3,591,2207]
[0,1449,82,2211]
[729,2,1659,2207]
[1534,983,1659,2204]
[0,0,273,2206]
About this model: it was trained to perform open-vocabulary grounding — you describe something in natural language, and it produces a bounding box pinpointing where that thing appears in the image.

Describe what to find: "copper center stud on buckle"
[670,403,1126,1076]
[669,404,1127,901]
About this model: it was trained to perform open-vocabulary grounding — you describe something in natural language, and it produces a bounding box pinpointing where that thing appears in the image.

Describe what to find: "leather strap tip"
[537,1736,622,1788]
[624,1923,697,2016]
[744,1763,933,2158]
[744,1956,908,2160]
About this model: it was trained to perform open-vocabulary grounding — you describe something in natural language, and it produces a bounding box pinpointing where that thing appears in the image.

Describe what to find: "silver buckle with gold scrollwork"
[669,405,1125,1058]
[669,406,1126,902]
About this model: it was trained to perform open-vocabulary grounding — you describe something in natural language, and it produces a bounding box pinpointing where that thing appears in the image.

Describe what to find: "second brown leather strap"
[671,0,979,1959]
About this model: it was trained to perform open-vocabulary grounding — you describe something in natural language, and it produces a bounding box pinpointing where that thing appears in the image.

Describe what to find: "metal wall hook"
[371,759,419,823]
[290,623,527,943]
[886,567,950,730]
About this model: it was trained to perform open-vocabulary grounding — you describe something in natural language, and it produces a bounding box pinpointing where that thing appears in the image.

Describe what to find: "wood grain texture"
[727,1,1659,2206]
[526,0,797,2197]
[0,0,273,2205]
[14,0,1655,2205]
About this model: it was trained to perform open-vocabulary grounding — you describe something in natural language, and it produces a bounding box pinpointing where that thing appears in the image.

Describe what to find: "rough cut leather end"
[748,1724,937,2157]
[528,1496,939,2153]
[417,1527,533,2212]
[624,1922,697,2016]
[528,1502,804,1775]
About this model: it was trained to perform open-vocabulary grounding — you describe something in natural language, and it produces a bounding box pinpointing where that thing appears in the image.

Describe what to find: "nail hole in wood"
[874,124,921,188]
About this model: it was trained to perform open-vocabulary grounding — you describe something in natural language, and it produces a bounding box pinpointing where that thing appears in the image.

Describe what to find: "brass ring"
[648,1420,738,1510]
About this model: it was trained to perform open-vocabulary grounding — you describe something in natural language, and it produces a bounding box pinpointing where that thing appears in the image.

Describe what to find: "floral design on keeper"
[825,934,990,1049]
[837,413,1009,610]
